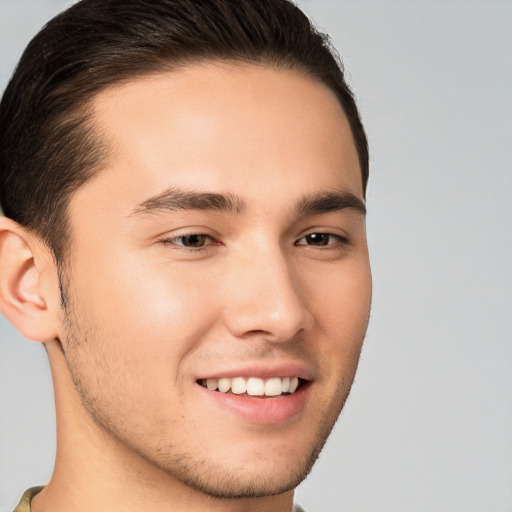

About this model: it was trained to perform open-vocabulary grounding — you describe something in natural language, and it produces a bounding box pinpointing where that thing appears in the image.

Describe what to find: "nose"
[221,244,313,342]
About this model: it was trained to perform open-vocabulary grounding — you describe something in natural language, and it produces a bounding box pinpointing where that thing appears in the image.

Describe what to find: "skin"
[0,63,371,512]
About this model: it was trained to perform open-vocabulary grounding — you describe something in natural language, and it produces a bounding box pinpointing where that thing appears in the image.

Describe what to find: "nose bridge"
[223,239,311,341]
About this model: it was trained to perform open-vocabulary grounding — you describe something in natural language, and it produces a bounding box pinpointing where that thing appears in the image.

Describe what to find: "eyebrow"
[131,188,246,216]
[296,189,366,217]
[130,187,366,218]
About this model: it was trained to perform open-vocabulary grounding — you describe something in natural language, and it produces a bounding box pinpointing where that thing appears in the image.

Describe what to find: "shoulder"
[12,487,44,512]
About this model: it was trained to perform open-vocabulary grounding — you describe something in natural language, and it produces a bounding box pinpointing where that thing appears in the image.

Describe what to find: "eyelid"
[296,227,350,241]
[294,231,350,248]
[156,227,350,251]
[159,231,221,250]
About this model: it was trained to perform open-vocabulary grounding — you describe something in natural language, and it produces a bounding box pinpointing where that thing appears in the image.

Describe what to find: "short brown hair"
[0,0,369,261]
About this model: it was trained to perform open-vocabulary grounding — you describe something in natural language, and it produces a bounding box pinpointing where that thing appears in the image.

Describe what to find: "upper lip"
[195,361,315,382]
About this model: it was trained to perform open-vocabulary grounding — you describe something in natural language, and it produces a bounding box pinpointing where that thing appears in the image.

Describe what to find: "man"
[0,0,371,511]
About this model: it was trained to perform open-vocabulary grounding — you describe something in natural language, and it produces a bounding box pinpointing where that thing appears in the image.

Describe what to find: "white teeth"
[200,376,302,396]
[218,378,231,393]
[288,377,299,394]
[264,377,283,396]
[231,377,247,395]
[206,378,218,391]
[247,377,265,396]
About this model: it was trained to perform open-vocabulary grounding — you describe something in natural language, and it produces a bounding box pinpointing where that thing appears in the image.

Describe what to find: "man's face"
[59,63,371,498]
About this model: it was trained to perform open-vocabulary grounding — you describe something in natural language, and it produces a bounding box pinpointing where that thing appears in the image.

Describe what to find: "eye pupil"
[182,234,206,247]
[306,233,329,246]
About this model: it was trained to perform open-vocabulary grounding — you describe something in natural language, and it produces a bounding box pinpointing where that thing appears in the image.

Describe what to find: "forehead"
[75,63,362,216]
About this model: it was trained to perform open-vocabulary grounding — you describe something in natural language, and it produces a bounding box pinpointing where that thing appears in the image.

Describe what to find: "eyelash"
[294,232,349,249]
[160,234,218,251]
[160,232,349,251]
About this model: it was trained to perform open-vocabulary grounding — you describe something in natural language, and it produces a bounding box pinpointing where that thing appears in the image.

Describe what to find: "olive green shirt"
[13,487,306,511]
[12,487,44,512]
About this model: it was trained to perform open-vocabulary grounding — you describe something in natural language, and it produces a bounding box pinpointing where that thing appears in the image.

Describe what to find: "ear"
[0,217,61,342]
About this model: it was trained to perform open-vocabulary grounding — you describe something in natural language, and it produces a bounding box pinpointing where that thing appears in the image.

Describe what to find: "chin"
[151,427,328,500]
[173,455,316,500]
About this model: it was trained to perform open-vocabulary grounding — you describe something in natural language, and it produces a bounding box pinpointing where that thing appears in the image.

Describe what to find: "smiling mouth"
[197,376,306,397]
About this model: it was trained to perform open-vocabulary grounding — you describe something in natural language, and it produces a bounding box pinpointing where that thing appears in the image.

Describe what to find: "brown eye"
[304,233,330,246]
[295,233,347,247]
[173,234,212,248]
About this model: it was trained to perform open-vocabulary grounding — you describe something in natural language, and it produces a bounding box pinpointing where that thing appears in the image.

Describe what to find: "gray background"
[1,1,511,511]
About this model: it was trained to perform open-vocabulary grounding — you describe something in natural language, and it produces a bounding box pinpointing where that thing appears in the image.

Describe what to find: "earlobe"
[0,217,60,342]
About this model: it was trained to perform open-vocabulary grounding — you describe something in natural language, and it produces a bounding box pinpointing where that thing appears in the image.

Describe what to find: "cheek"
[310,255,371,324]
[72,251,222,368]
[62,256,222,436]
[307,258,371,364]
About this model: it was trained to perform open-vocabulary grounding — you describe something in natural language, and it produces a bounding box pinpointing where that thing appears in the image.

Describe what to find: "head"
[0,0,371,505]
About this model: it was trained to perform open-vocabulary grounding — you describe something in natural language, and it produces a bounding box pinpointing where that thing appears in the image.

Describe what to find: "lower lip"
[197,382,310,425]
